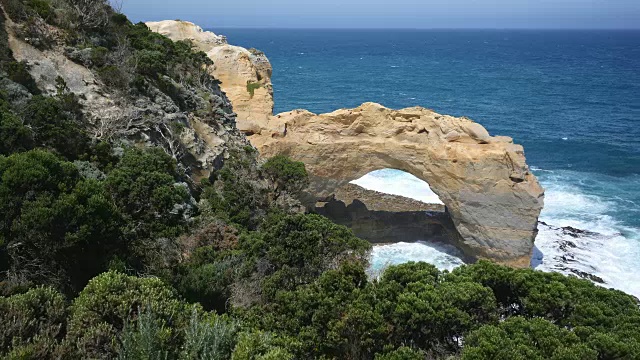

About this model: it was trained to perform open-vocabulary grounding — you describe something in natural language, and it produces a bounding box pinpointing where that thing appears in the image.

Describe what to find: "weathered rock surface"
[5,16,250,180]
[147,21,274,134]
[332,183,445,213]
[316,183,459,249]
[250,102,545,266]
[316,198,454,246]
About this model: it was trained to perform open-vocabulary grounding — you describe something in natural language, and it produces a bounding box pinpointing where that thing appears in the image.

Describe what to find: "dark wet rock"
[568,269,605,284]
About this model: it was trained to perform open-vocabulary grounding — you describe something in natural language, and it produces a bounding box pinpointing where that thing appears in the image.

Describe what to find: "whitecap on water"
[362,169,640,298]
[369,241,465,277]
[533,169,640,297]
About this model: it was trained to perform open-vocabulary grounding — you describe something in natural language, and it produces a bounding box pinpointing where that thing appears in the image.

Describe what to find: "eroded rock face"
[147,21,274,134]
[5,16,248,180]
[316,183,459,250]
[250,102,545,266]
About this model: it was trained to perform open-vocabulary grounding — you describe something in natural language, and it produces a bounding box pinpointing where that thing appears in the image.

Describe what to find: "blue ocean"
[214,29,640,296]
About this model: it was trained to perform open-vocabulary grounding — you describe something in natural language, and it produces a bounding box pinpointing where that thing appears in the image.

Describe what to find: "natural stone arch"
[249,102,544,267]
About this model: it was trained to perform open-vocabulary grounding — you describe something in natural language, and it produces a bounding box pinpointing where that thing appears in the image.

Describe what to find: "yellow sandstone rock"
[250,103,545,266]
[147,20,274,134]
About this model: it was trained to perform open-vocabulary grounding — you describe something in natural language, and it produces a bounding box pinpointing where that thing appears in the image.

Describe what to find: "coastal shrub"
[461,317,598,360]
[0,149,79,245]
[135,49,166,77]
[101,147,193,276]
[4,61,41,94]
[231,331,294,360]
[67,271,186,357]
[21,94,89,159]
[27,0,54,21]
[246,81,261,98]
[0,286,68,358]
[374,347,426,360]
[238,213,371,304]
[202,155,269,230]
[0,150,127,293]
[180,309,238,360]
[262,155,309,195]
[116,306,172,360]
[174,260,235,313]
[90,46,109,66]
[96,64,129,89]
[0,100,34,155]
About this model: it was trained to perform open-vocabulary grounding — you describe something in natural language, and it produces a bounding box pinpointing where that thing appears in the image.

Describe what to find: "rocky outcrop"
[316,184,458,248]
[332,183,444,213]
[146,21,273,134]
[250,102,545,267]
[316,198,454,246]
[4,14,249,180]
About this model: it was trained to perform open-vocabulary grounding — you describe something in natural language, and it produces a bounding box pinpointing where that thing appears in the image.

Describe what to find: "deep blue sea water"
[213,29,640,295]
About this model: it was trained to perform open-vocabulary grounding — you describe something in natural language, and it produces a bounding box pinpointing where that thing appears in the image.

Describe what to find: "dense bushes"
[21,94,89,159]
[262,154,308,195]
[237,260,640,359]
[0,147,193,294]
[0,98,33,155]
[0,286,67,357]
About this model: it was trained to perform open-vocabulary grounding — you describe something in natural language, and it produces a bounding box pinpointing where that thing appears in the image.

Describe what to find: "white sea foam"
[351,169,444,205]
[533,171,640,297]
[364,168,640,298]
[369,241,465,277]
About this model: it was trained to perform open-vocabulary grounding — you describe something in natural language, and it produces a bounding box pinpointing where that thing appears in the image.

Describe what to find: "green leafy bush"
[96,64,129,88]
[238,213,371,303]
[105,147,191,242]
[180,309,238,360]
[67,271,186,357]
[262,155,309,195]
[0,286,67,358]
[21,94,89,159]
[246,81,261,98]
[0,99,34,155]
[374,347,426,360]
[462,317,598,360]
[4,61,41,94]
[0,150,124,292]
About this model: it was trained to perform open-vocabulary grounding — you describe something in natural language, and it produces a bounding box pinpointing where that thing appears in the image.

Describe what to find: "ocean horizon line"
[203,26,640,31]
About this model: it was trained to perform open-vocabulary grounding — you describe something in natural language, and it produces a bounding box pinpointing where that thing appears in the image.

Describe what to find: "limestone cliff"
[146,21,273,134]
[250,103,545,267]
[2,12,253,181]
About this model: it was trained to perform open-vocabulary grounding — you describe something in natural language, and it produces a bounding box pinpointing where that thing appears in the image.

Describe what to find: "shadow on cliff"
[314,197,472,263]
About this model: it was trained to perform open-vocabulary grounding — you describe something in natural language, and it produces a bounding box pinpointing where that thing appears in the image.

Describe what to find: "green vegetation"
[262,154,309,195]
[1,1,639,359]
[246,81,262,98]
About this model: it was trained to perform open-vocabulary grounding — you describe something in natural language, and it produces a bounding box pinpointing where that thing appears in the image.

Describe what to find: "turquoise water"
[214,29,640,295]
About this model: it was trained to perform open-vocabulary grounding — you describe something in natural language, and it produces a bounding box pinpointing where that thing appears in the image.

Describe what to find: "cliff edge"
[147,21,273,134]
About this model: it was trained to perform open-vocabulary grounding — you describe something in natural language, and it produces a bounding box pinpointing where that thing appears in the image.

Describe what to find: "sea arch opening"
[312,168,467,264]
[350,169,444,206]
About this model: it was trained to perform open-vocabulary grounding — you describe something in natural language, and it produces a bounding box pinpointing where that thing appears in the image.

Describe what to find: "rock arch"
[249,102,545,267]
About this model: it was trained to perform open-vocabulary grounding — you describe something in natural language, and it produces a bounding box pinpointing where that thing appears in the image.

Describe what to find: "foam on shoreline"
[365,168,640,298]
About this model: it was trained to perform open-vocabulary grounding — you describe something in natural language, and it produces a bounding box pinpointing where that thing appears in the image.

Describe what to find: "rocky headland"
[153,22,546,267]
[146,21,273,134]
